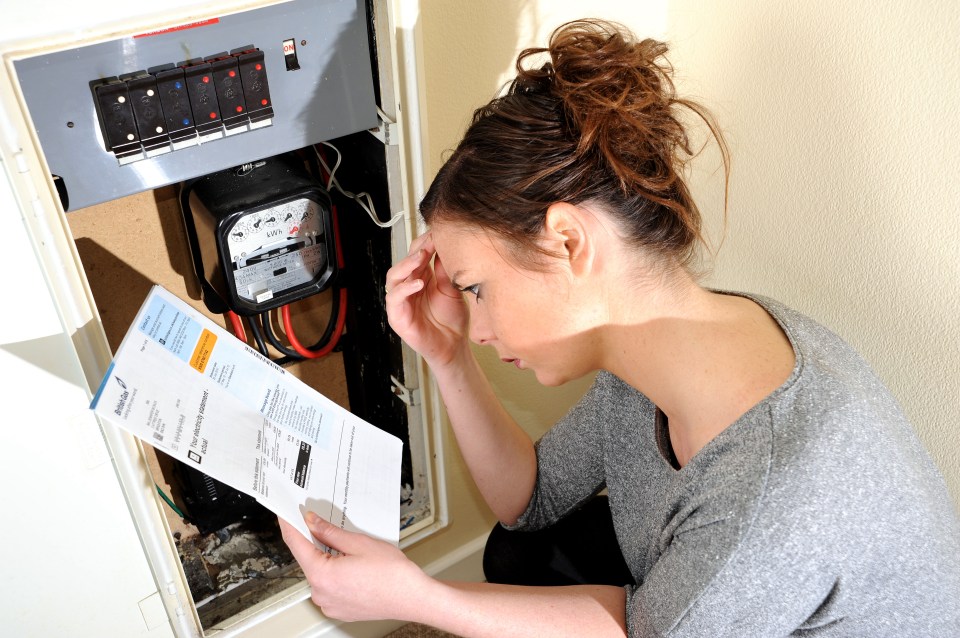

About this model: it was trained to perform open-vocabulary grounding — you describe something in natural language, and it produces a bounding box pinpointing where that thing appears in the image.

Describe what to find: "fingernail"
[305,511,319,525]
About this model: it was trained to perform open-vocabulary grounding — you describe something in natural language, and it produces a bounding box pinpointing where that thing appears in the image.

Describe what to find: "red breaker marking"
[134,18,220,38]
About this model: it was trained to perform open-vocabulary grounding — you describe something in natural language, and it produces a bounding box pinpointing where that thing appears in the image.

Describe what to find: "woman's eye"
[463,284,481,301]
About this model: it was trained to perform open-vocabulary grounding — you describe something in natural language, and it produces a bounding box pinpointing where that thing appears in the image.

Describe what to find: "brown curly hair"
[420,19,729,271]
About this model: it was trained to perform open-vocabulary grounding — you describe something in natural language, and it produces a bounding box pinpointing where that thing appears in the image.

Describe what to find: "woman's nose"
[467,306,495,345]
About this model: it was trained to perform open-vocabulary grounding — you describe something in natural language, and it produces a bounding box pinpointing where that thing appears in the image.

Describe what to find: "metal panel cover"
[14,0,377,211]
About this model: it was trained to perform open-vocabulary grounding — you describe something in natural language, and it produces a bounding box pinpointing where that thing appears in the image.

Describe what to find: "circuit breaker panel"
[7,0,438,635]
[14,0,377,211]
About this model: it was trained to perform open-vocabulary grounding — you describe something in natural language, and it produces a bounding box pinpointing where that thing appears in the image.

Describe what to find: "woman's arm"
[279,514,627,637]
[423,580,627,638]
[430,343,537,524]
[385,233,536,524]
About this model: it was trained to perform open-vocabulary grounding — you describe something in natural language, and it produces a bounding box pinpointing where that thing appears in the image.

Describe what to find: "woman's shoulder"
[718,290,895,407]
[718,290,854,359]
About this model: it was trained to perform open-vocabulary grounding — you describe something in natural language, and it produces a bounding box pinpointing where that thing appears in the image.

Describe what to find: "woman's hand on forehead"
[384,230,472,369]
[385,231,435,295]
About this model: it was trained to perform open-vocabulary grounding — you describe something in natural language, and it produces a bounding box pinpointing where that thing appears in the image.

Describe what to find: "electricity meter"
[179,152,337,315]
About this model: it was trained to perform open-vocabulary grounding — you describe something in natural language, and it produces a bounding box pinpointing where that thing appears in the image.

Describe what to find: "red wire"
[226,311,246,342]
[281,288,348,358]
[330,203,345,267]
[280,203,347,359]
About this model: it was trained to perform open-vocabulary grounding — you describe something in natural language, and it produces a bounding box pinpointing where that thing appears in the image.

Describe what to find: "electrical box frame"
[0,0,444,635]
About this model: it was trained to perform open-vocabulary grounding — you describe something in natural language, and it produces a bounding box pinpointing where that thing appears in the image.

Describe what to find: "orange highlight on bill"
[190,329,217,373]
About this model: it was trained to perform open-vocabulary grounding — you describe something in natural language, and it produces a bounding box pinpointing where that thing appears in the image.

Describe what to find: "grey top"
[513,293,960,637]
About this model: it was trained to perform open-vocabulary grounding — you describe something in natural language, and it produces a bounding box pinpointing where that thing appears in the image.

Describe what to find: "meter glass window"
[226,198,327,305]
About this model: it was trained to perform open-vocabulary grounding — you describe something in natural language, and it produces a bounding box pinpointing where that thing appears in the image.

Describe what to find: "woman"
[280,19,960,636]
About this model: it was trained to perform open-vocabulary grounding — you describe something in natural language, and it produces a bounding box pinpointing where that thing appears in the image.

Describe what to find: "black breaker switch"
[153,66,197,148]
[93,80,142,162]
[207,54,247,132]
[235,48,274,126]
[92,46,274,162]
[182,60,224,139]
[123,72,169,156]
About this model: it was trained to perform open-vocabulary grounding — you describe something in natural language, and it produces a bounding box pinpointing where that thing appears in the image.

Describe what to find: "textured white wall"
[415,1,959,567]
[664,0,960,504]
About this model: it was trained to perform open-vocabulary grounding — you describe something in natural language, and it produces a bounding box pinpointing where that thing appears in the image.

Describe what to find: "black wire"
[260,311,303,360]
[246,313,270,357]
[307,285,342,351]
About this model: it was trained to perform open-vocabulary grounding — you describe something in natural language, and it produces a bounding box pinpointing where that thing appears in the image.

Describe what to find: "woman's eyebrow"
[449,270,467,291]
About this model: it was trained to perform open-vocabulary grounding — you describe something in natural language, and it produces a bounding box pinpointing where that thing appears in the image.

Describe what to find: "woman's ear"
[543,202,595,277]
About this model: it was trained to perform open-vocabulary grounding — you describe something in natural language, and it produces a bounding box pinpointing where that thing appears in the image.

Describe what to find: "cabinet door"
[0,164,176,637]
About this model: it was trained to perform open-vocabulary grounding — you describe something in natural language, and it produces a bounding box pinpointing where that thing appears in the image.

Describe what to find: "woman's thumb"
[305,511,354,553]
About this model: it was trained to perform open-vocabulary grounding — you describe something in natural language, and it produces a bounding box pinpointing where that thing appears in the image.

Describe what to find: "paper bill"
[90,285,402,545]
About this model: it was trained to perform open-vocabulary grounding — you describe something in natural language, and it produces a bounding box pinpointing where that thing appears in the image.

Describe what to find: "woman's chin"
[531,367,569,387]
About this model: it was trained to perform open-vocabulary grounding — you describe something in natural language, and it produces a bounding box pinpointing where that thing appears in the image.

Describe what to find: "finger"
[385,248,433,293]
[385,277,425,304]
[407,230,434,256]
[386,233,436,287]
[278,516,326,561]
[305,512,367,555]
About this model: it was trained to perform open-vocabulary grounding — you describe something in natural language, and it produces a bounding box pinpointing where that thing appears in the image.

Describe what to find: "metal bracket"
[390,375,419,406]
[367,110,398,146]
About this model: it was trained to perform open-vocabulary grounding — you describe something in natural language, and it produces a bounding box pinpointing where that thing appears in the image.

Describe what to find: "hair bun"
[421,18,728,272]
[518,20,692,196]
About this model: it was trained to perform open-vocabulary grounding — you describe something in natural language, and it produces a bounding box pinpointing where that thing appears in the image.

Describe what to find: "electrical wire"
[280,202,348,359]
[246,313,270,356]
[281,289,348,359]
[306,284,341,351]
[376,105,395,125]
[261,284,341,359]
[259,310,303,360]
[156,483,186,519]
[314,141,404,229]
[226,311,246,342]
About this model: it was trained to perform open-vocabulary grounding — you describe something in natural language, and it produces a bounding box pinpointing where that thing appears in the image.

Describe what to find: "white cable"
[376,105,396,125]
[314,141,404,229]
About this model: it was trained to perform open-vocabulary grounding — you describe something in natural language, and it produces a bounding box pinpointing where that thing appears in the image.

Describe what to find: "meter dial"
[226,198,325,262]
[247,213,266,235]
[262,212,279,227]
[224,197,331,307]
[228,217,252,243]
[277,198,321,236]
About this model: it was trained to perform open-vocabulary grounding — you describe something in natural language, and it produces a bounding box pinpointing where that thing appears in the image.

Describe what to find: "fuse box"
[2,0,442,635]
[15,0,377,211]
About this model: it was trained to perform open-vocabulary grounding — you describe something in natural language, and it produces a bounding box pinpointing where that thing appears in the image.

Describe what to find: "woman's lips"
[502,358,523,369]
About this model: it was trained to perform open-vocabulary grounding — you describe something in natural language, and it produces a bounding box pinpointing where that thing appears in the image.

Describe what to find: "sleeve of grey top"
[507,375,609,530]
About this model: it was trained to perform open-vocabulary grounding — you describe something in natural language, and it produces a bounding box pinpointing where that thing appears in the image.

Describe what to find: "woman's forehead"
[431,222,498,253]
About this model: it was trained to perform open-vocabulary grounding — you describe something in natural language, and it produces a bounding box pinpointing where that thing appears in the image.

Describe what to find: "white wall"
[665,0,960,503]
[414,0,960,562]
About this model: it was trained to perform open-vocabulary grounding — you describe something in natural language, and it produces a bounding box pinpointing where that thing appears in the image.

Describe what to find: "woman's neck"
[598,283,795,467]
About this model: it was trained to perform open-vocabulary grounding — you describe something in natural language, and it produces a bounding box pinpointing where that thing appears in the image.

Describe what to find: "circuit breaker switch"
[236,49,274,127]
[182,60,224,140]
[153,66,198,150]
[282,38,300,71]
[124,72,170,157]
[93,80,142,162]
[209,56,248,134]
